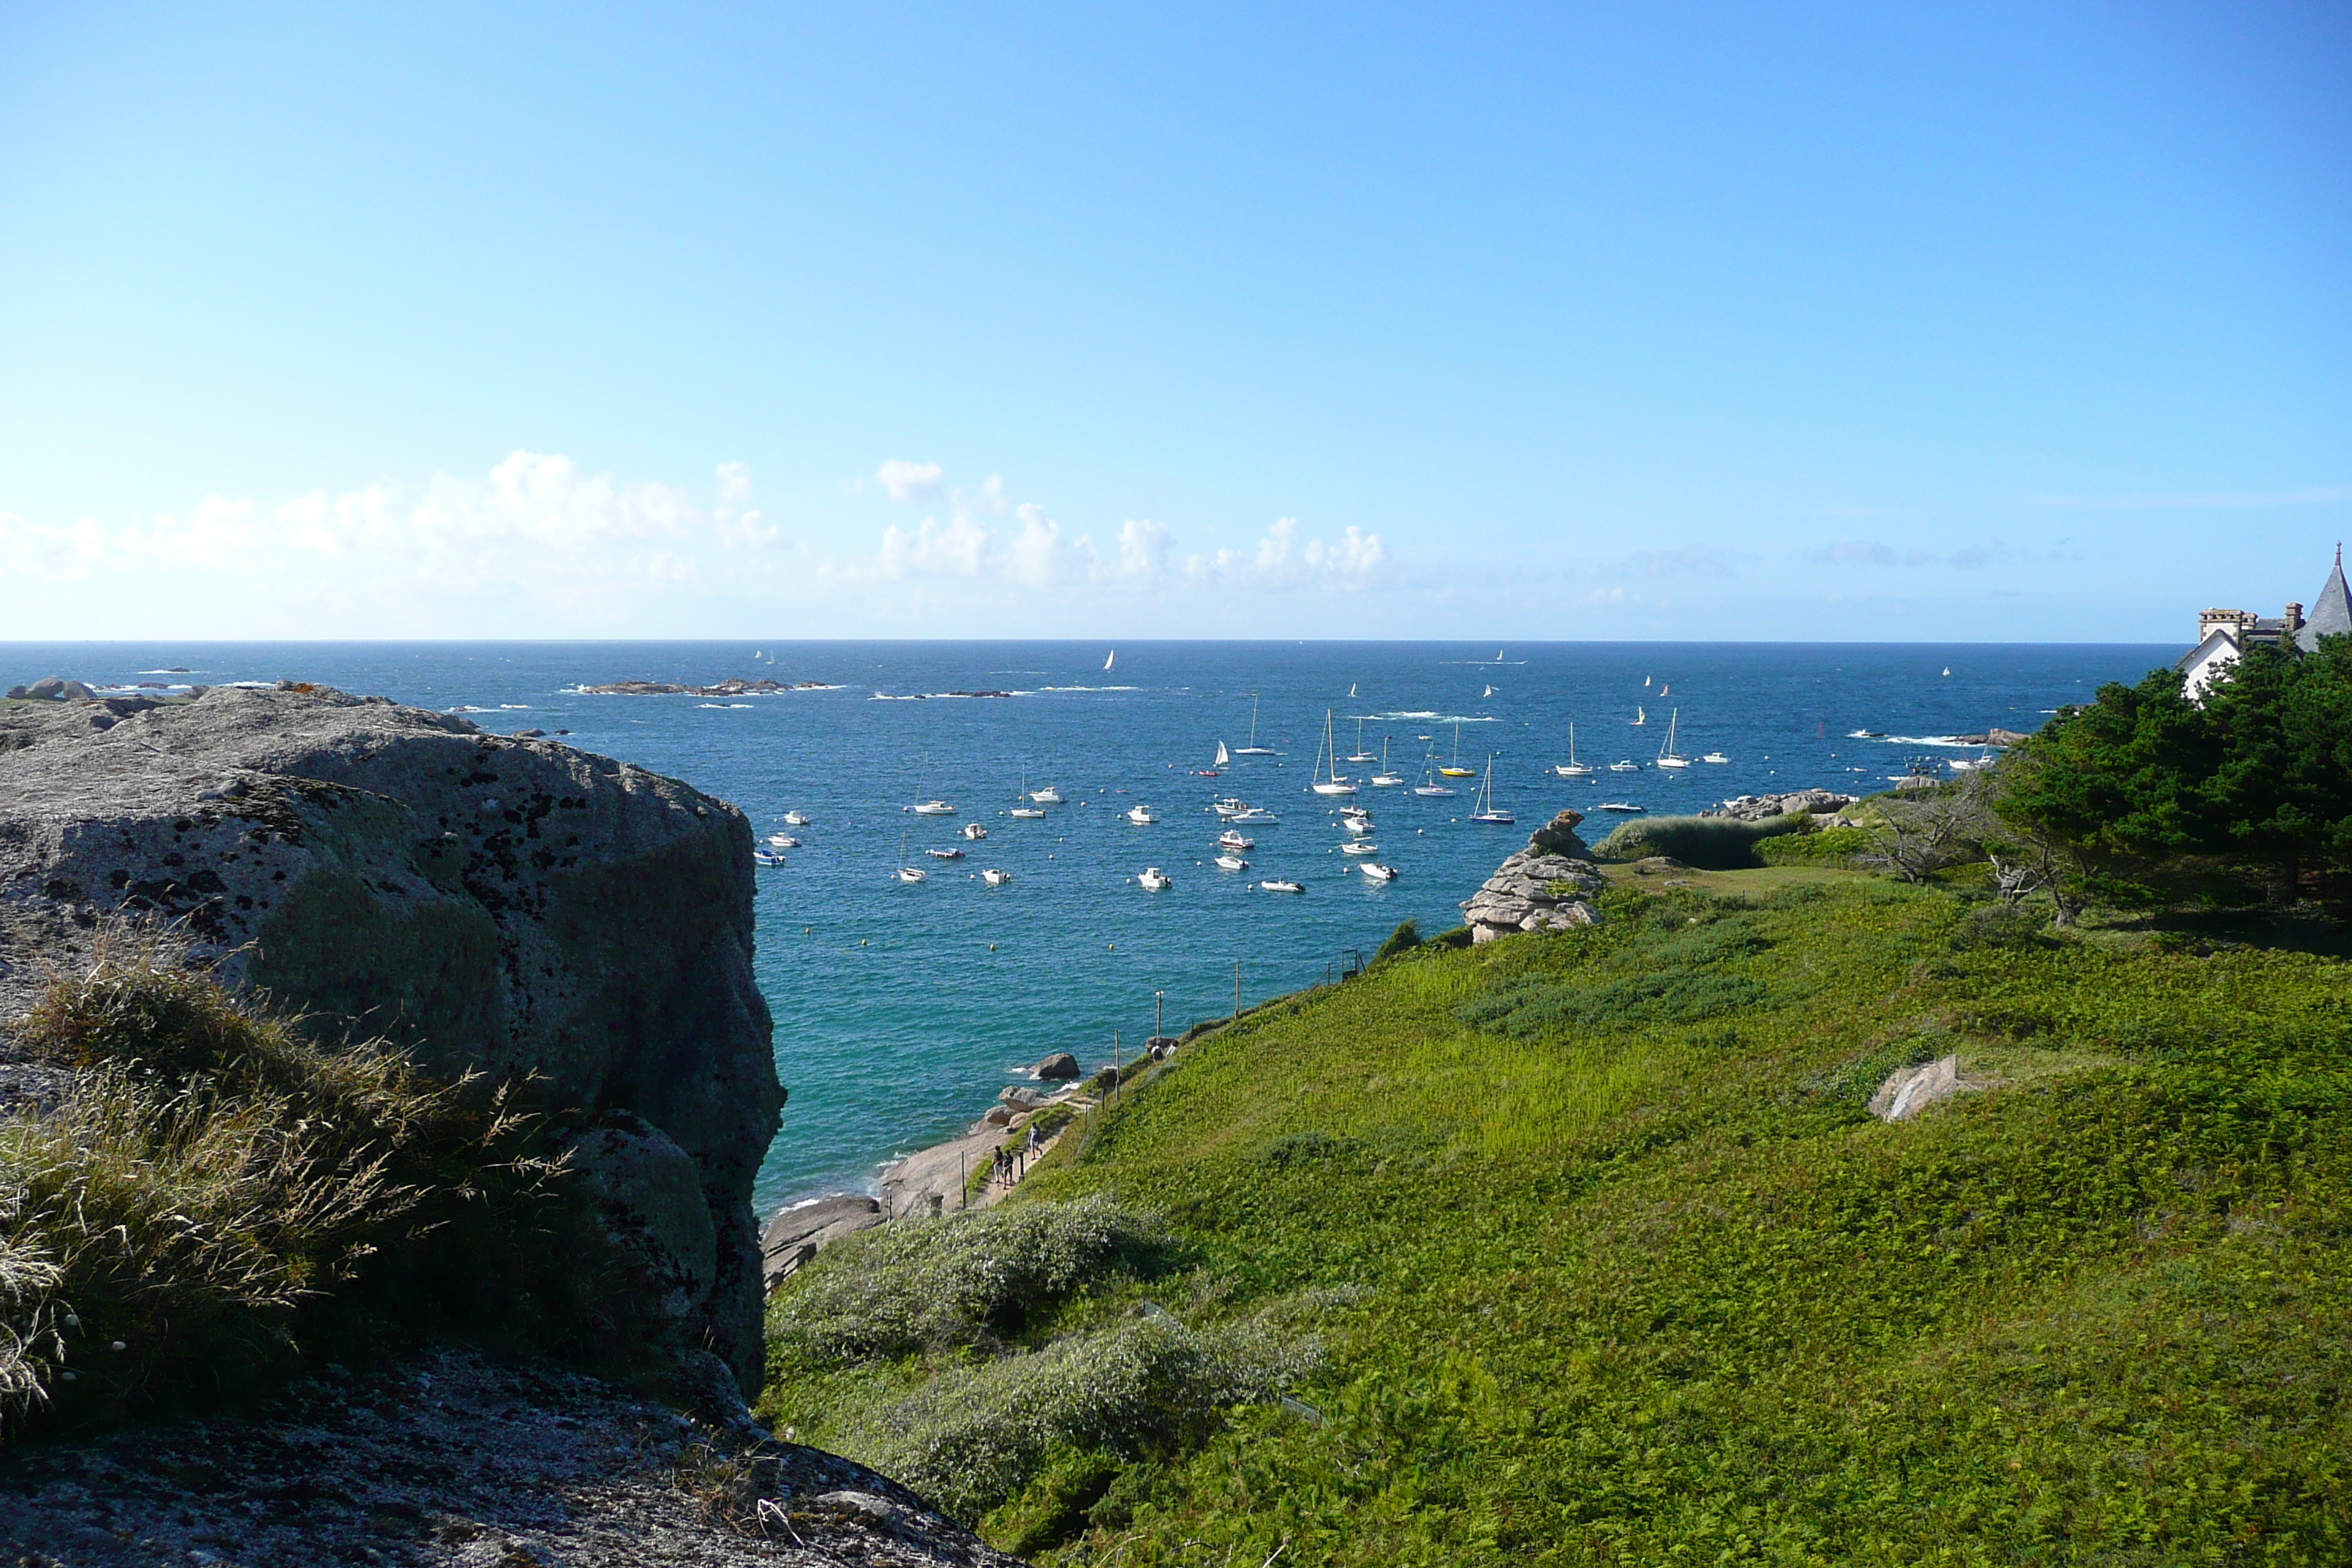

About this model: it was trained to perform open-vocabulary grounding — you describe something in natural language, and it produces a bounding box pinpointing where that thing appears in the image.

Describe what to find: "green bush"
[1373,919,1423,962]
[842,1311,1318,1526]
[0,946,589,1441]
[1755,823,1880,865]
[1591,813,1807,869]
[766,1193,1164,1366]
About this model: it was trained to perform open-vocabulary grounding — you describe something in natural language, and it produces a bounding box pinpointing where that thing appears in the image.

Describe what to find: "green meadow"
[764,869,2352,1565]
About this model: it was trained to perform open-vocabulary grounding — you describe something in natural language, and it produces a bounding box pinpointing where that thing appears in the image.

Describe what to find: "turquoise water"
[5,640,2170,1210]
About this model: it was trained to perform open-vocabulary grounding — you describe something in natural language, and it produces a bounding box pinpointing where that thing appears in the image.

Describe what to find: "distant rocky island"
[579,676,832,696]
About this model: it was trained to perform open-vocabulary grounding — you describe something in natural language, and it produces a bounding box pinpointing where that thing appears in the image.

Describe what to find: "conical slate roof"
[2297,545,2352,652]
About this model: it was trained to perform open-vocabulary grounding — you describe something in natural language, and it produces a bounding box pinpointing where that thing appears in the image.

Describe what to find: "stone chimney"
[2285,603,2305,638]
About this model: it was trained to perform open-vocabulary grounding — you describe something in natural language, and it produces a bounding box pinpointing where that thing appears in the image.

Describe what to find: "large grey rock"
[1458,833,1607,944]
[1033,1050,1081,1079]
[1869,1055,1966,1121]
[760,1194,884,1289]
[1703,788,1857,822]
[0,682,783,1392]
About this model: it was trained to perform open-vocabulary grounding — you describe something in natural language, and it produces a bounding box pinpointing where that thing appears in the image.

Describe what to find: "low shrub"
[1593,813,1807,870]
[1756,823,1882,866]
[0,946,590,1441]
[1373,919,1423,962]
[842,1311,1319,1525]
[766,1192,1164,1366]
[1462,968,1769,1038]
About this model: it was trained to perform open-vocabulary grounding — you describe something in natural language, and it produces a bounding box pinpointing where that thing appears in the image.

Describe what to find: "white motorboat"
[1229,805,1279,823]
[782,811,811,826]
[1218,829,1255,851]
[910,799,957,815]
[1555,722,1594,777]
[1259,878,1305,894]
[1210,796,1248,818]
[1702,751,1730,765]
[1439,722,1477,778]
[981,867,1013,886]
[766,832,799,848]
[1597,802,1644,813]
[1310,710,1357,796]
[1948,752,1996,772]
[1009,806,1047,819]
[1215,853,1250,872]
[1360,862,1399,882]
[1341,840,1380,855]
[1341,815,1375,834]
[753,848,787,867]
[1029,785,1064,804]
[1608,759,1640,772]
[1137,866,1172,890]
[927,846,965,860]
[1232,695,1278,755]
[1654,709,1691,770]
[897,829,927,882]
[962,822,988,840]
[1468,755,1514,824]
[1126,804,1158,825]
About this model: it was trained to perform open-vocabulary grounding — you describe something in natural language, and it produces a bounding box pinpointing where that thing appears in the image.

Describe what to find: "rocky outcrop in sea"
[1700,788,1856,822]
[1459,809,1609,943]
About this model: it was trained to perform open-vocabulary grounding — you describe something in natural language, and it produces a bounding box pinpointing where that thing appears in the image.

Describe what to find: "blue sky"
[2,1,2347,640]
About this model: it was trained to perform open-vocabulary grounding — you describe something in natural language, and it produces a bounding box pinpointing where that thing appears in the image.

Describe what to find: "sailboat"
[1194,739,1230,777]
[1348,682,1357,698]
[1469,756,1514,824]
[1481,684,1494,698]
[1414,755,1458,797]
[1009,774,1047,818]
[1310,711,1358,796]
[1371,737,1404,787]
[1655,709,1691,769]
[1346,715,1377,764]
[1439,721,1477,777]
[1554,723,1594,777]
[895,828,927,883]
[1104,650,1116,671]
[1631,705,1647,727]
[1659,683,1670,698]
[1233,695,1278,755]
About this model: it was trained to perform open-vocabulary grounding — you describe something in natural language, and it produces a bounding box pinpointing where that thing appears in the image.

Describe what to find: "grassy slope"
[973,870,2352,1564]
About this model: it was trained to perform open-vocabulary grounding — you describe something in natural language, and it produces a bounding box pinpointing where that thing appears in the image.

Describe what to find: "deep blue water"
[4,640,2172,1212]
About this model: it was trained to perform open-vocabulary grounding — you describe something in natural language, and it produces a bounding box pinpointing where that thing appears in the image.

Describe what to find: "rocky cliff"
[0,682,783,1391]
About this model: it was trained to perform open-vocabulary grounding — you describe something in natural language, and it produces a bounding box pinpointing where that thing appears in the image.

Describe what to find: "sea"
[5,640,2173,1215]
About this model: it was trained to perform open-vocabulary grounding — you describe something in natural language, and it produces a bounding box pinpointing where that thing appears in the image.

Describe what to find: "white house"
[2177,547,2352,701]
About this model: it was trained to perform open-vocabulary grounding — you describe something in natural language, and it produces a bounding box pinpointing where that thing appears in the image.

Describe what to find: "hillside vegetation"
[764,870,2352,1564]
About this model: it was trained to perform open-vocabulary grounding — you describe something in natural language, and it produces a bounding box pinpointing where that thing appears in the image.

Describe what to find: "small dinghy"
[782,811,811,826]
[963,822,988,840]
[1259,878,1305,894]
[1215,853,1250,872]
[927,846,965,860]
[1137,866,1172,890]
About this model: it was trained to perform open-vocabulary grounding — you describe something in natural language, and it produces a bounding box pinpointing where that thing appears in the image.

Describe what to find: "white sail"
[1215,741,1230,766]
[1104,649,1115,671]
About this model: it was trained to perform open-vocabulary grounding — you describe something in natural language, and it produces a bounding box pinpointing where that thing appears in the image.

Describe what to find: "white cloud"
[877,459,945,502]
[881,514,993,578]
[2029,484,2352,510]
[712,461,777,549]
[1181,517,1385,590]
